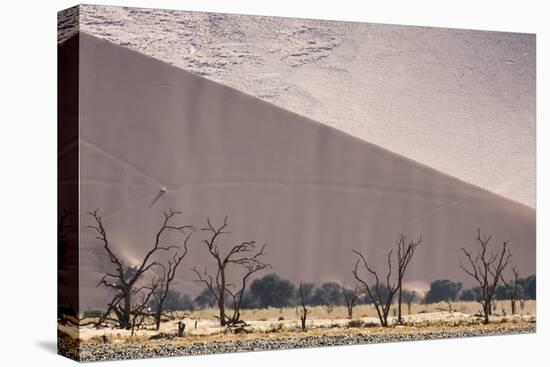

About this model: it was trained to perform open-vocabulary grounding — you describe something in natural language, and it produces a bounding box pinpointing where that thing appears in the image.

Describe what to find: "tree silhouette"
[500,267,522,315]
[192,216,270,326]
[352,249,398,327]
[459,228,511,324]
[395,235,422,324]
[401,289,419,315]
[88,209,195,329]
[298,281,310,331]
[342,284,360,319]
[249,273,296,308]
[150,231,191,330]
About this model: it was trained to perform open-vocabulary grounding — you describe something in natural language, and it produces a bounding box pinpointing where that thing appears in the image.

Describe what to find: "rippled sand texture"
[58,5,535,207]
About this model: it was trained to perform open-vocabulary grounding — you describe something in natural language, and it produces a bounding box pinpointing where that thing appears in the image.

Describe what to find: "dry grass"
[59,301,535,343]
[191,300,535,321]
[154,320,533,347]
[71,318,535,348]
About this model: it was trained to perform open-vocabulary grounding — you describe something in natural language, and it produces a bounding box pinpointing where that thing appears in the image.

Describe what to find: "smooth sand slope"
[60,33,535,310]
[59,5,536,208]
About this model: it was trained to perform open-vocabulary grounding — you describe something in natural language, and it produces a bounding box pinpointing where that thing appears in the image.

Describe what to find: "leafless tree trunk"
[396,235,422,324]
[342,285,359,319]
[501,267,521,315]
[352,249,399,327]
[130,281,158,336]
[299,281,309,331]
[459,228,511,324]
[402,290,418,315]
[192,217,270,326]
[88,209,195,329]
[151,233,191,330]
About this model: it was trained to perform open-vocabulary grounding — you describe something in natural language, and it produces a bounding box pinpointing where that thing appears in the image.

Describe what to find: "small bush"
[266,322,284,333]
[83,309,103,318]
[363,321,379,328]
[347,319,365,328]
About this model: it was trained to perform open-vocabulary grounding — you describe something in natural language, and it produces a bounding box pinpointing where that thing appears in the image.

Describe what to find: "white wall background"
[0,0,546,366]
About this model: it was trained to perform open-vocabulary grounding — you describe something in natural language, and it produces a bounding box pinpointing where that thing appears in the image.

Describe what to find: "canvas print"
[57,4,536,362]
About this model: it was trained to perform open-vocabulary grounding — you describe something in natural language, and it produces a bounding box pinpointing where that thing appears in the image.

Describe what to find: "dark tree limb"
[396,235,422,324]
[500,267,521,315]
[298,281,309,331]
[151,232,192,330]
[88,209,195,330]
[352,249,399,327]
[192,217,270,326]
[342,284,360,319]
[459,228,511,324]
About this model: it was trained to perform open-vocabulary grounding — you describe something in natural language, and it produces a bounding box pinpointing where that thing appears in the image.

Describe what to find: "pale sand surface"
[59,5,535,207]
[65,33,535,309]
[60,301,535,341]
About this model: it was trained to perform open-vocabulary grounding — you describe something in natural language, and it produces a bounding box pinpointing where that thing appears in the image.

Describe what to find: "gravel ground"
[59,324,535,362]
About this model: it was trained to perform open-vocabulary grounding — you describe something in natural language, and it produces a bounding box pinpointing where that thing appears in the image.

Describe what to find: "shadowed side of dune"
[65,33,535,309]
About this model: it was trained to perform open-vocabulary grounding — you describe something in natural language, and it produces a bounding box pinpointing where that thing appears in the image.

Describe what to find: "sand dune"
[58,5,536,207]
[59,33,535,310]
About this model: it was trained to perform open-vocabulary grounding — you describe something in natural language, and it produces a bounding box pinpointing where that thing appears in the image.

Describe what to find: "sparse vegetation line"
[62,213,535,351]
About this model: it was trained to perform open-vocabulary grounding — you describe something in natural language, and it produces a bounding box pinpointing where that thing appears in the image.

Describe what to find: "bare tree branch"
[151,232,192,330]
[298,281,309,330]
[88,209,195,330]
[396,235,422,324]
[459,228,511,324]
[192,216,270,326]
[352,248,399,327]
[500,266,521,315]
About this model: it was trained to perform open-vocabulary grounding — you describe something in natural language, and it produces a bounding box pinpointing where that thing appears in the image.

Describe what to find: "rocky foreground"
[59,324,535,362]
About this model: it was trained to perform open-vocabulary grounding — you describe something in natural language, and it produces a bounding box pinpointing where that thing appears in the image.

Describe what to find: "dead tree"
[150,232,191,330]
[192,216,270,326]
[401,289,418,315]
[352,249,399,327]
[88,209,195,329]
[501,267,521,315]
[396,235,422,324]
[459,228,511,324]
[298,281,309,331]
[130,280,158,336]
[342,284,359,319]
[225,259,269,325]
